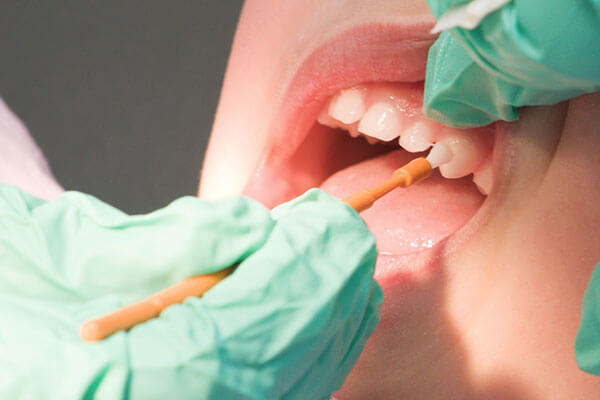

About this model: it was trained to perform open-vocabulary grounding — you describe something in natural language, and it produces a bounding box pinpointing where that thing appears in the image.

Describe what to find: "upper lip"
[261,22,437,163]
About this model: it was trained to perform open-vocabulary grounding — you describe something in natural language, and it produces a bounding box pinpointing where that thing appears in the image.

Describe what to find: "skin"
[200,1,600,399]
[0,99,63,200]
[2,1,599,399]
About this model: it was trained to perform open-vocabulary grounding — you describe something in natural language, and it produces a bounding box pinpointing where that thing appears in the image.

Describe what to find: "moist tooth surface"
[426,142,453,169]
[319,82,493,194]
[437,128,489,179]
[399,121,436,152]
[328,87,367,124]
[358,102,402,141]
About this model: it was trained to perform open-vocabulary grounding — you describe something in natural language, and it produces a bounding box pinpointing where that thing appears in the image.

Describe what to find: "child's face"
[200,1,600,398]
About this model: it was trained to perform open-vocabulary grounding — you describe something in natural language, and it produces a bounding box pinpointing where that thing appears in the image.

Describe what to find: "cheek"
[227,0,319,90]
[545,93,600,263]
[201,0,322,198]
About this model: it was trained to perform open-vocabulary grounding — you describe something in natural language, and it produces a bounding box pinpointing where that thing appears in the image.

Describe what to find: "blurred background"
[1,1,244,213]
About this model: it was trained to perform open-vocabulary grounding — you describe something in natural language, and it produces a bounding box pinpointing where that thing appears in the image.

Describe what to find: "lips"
[243,23,436,202]
[242,22,498,280]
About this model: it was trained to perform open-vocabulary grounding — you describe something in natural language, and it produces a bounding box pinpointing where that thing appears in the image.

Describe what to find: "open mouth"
[242,23,498,279]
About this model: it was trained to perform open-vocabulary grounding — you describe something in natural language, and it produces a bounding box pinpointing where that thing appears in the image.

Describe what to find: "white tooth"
[426,142,453,169]
[473,159,492,195]
[358,102,402,142]
[328,87,366,124]
[399,122,435,152]
[438,128,489,179]
[318,100,338,127]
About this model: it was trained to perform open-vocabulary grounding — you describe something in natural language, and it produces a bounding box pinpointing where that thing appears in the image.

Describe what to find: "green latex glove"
[575,263,600,375]
[0,185,382,399]
[424,0,600,128]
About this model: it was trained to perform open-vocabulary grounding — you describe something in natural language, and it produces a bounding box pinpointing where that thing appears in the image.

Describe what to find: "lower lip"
[375,244,445,282]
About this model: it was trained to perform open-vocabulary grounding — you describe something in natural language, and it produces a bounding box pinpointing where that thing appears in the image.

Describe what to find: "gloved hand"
[423,0,600,128]
[0,185,382,399]
[575,263,600,375]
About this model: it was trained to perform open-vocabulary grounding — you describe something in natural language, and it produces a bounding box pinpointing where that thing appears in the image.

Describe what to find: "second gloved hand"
[423,0,600,128]
[575,262,600,376]
[0,185,381,400]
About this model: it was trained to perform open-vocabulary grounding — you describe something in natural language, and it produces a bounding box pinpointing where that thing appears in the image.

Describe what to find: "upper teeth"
[358,102,402,142]
[436,128,488,179]
[328,87,366,124]
[426,141,453,169]
[399,121,435,152]
[318,82,493,195]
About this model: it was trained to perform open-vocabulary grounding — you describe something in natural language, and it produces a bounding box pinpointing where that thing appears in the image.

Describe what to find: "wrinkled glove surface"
[424,0,600,128]
[0,185,382,399]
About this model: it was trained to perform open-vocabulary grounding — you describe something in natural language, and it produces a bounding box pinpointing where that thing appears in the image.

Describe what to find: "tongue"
[320,150,483,256]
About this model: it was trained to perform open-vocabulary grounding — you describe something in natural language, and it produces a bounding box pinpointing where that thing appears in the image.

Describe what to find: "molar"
[437,128,489,179]
[328,87,366,124]
[358,102,401,142]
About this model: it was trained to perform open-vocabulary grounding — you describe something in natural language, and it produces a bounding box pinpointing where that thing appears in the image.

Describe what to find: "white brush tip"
[426,142,453,169]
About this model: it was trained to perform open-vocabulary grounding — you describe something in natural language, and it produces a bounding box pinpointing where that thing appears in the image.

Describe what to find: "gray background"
[1,1,244,213]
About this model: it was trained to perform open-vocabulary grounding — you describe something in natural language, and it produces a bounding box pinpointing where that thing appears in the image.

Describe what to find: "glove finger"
[124,189,380,399]
[456,0,600,94]
[287,281,382,398]
[575,262,600,375]
[425,1,600,129]
[423,30,519,128]
[203,188,379,397]
[0,185,274,301]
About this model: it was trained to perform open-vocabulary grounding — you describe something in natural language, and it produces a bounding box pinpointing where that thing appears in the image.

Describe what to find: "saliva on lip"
[317,82,493,195]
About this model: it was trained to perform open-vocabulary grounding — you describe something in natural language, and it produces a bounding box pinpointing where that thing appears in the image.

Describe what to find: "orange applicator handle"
[343,157,432,212]
[80,266,235,342]
[80,157,433,342]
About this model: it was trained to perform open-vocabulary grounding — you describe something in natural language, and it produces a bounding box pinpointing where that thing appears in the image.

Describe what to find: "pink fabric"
[0,98,63,199]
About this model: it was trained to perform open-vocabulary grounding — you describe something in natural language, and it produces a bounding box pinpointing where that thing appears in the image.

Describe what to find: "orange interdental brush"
[80,154,441,342]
